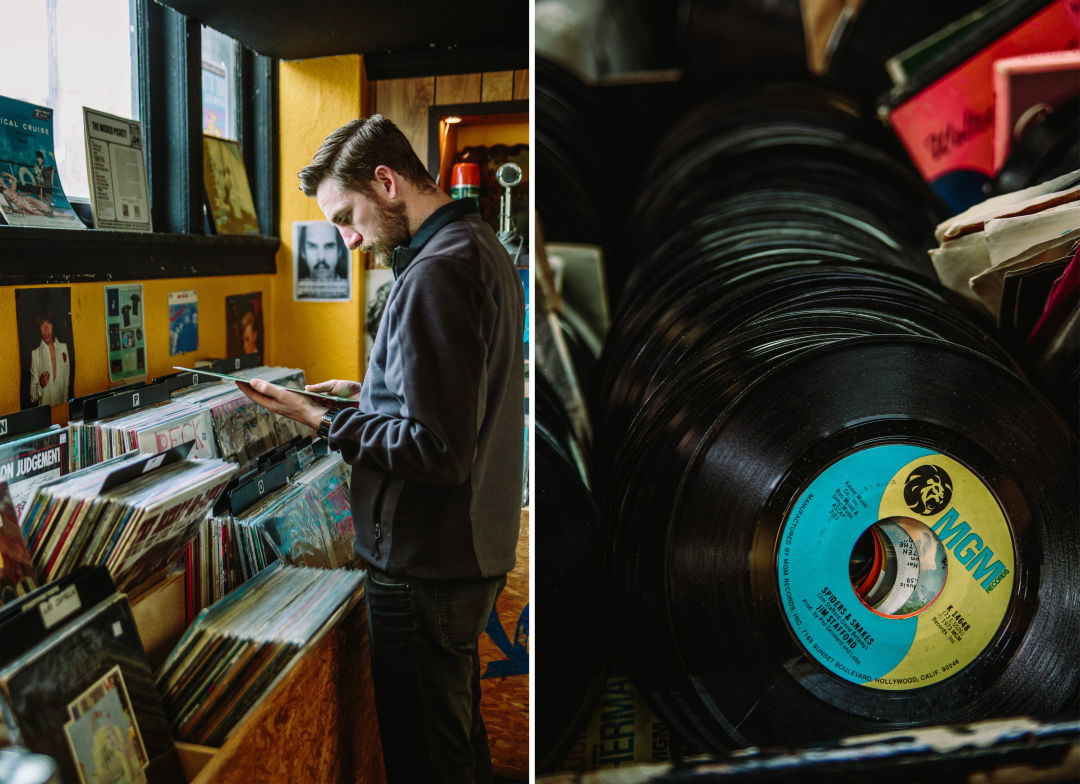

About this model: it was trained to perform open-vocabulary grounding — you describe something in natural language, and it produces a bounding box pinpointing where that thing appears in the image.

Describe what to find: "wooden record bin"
[128,572,384,783]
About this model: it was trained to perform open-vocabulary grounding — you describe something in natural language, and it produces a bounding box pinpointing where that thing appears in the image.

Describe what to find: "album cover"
[0,426,68,519]
[0,481,36,605]
[225,291,263,362]
[15,288,76,410]
[0,592,182,783]
[202,135,259,235]
[63,664,149,784]
[168,290,199,356]
[256,485,333,569]
[290,453,357,569]
[105,284,147,383]
[132,406,218,460]
[364,268,394,370]
[879,0,1080,212]
[0,95,85,229]
[82,107,151,233]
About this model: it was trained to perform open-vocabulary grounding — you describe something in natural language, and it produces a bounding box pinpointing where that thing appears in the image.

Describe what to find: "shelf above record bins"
[0,227,279,284]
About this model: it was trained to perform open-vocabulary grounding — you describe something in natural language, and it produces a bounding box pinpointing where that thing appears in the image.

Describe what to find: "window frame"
[0,0,279,285]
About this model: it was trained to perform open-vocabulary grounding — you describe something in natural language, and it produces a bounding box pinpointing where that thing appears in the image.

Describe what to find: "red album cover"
[0,481,37,605]
[884,0,1080,212]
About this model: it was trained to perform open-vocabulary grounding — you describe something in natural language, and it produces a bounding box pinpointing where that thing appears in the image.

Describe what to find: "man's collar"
[391,198,475,278]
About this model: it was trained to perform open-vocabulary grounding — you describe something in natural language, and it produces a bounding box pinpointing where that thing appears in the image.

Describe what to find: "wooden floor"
[479,508,531,780]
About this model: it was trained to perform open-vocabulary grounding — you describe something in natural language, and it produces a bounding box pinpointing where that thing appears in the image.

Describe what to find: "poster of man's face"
[294,220,352,301]
[15,288,75,410]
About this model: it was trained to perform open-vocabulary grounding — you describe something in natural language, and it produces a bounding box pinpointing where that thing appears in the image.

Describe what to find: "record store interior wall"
[0,278,277,425]
[0,51,527,421]
[273,58,528,382]
[274,54,369,386]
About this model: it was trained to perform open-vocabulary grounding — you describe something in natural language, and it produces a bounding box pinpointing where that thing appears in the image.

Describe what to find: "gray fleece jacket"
[327,199,525,580]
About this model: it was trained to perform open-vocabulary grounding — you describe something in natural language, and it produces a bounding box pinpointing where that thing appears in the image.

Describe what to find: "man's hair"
[298,115,436,197]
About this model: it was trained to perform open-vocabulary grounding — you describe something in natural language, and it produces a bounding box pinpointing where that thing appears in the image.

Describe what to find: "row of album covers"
[0,364,364,782]
[0,93,259,235]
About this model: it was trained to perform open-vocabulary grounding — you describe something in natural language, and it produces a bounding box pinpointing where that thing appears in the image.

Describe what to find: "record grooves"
[593,86,1080,753]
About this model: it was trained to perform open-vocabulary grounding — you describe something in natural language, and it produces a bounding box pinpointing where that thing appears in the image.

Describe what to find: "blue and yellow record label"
[778,445,1014,690]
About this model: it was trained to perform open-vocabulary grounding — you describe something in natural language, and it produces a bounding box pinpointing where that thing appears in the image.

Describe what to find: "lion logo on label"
[904,464,953,515]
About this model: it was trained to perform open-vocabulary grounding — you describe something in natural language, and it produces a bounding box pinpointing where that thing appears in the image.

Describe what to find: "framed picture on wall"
[225,292,263,362]
[14,288,75,410]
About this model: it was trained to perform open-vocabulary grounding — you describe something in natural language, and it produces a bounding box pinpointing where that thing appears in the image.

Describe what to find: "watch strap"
[316,409,336,439]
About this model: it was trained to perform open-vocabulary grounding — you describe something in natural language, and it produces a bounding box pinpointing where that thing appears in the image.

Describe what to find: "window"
[202,26,238,140]
[0,0,279,285]
[0,0,135,201]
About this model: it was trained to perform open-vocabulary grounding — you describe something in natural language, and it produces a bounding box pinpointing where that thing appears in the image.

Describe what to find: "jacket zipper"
[370,473,391,559]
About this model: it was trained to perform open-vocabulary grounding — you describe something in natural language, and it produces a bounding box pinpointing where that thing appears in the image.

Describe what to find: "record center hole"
[849,517,948,619]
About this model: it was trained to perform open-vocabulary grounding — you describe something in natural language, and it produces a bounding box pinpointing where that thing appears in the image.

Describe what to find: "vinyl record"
[592,83,1079,754]
[536,57,616,247]
[595,261,1011,489]
[655,337,1078,746]
[535,414,608,771]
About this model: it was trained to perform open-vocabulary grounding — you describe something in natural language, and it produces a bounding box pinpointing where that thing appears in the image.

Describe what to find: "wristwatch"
[316,408,337,439]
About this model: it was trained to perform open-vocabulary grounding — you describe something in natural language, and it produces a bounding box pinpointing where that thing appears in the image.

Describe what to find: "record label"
[778,445,1014,690]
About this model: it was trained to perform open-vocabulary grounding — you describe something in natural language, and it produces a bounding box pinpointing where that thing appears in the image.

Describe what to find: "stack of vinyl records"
[536,57,623,296]
[20,445,236,593]
[286,451,357,569]
[535,375,607,773]
[535,308,607,773]
[0,566,183,783]
[190,510,240,616]
[67,365,307,472]
[595,85,1079,752]
[156,562,364,746]
[196,366,308,473]
[186,450,357,618]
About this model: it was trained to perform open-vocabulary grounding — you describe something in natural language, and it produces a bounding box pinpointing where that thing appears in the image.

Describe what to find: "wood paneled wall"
[373,69,529,160]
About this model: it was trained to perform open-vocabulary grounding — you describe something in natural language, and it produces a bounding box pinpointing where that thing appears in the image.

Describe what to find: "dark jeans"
[365,566,506,783]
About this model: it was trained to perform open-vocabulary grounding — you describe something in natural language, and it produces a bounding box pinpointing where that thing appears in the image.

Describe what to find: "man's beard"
[361,200,410,268]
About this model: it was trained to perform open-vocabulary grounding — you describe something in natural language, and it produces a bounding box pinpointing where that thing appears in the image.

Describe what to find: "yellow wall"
[0,275,274,425]
[274,55,367,385]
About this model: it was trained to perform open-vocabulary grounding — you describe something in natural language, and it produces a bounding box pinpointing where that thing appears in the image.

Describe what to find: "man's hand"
[238,378,326,431]
[39,371,50,387]
[306,379,362,400]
